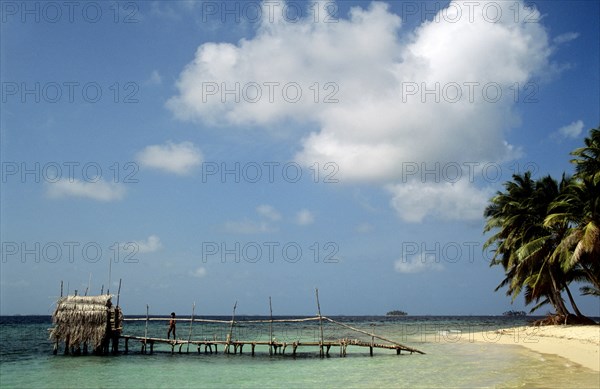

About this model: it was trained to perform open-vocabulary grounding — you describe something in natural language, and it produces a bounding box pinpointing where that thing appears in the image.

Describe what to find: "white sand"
[470,325,600,372]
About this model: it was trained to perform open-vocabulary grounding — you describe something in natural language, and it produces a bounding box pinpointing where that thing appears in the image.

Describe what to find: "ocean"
[1,316,598,388]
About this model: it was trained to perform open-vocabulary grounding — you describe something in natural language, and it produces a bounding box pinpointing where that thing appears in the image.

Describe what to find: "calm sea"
[1,316,598,388]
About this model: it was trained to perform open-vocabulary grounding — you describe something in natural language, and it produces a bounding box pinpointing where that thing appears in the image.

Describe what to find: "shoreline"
[469,325,600,372]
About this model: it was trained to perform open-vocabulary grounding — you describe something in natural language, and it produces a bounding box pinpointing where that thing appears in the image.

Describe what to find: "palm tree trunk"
[549,270,569,316]
[563,283,584,317]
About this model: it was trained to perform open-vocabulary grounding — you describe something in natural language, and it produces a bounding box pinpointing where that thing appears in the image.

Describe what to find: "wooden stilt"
[269,297,274,356]
[225,302,237,354]
[144,304,149,342]
[315,288,325,358]
[251,343,256,356]
[187,302,195,353]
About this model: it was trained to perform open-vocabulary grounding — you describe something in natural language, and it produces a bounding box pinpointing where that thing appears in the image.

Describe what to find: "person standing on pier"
[167,312,176,339]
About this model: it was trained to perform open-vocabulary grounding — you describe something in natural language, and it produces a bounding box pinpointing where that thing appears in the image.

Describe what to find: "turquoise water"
[1,316,598,388]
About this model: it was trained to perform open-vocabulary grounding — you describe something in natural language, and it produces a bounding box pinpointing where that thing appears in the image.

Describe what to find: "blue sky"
[1,0,599,316]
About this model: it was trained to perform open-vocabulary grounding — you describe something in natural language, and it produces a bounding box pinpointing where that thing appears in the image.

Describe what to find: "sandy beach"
[470,325,600,372]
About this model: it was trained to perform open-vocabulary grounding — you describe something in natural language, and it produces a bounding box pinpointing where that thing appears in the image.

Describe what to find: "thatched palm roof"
[50,295,113,349]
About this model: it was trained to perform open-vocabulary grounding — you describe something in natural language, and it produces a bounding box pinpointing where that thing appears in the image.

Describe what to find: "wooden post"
[225,301,237,354]
[269,297,273,356]
[85,273,91,296]
[370,323,375,357]
[187,302,195,353]
[144,304,149,349]
[116,279,122,307]
[315,288,324,357]
[60,281,63,297]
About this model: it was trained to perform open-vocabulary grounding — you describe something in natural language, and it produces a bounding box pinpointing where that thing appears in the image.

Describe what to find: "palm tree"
[484,173,575,316]
[545,128,600,296]
[570,127,600,184]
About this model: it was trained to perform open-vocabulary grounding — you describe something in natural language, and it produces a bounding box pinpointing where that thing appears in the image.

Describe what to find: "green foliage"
[386,310,408,316]
[483,127,600,318]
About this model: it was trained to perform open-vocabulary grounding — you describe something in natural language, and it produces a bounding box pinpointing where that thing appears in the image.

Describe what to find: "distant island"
[386,310,407,316]
[502,310,527,317]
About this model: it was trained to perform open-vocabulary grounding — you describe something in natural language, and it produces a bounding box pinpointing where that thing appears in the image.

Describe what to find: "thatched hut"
[50,294,122,354]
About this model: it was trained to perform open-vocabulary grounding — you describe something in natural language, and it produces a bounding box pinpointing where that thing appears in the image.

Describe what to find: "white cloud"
[223,220,275,234]
[224,204,283,233]
[387,180,492,223]
[132,235,163,253]
[552,120,584,140]
[355,222,374,233]
[136,141,202,175]
[256,204,282,221]
[146,70,162,86]
[296,209,315,225]
[394,253,444,274]
[46,179,125,201]
[168,0,552,221]
[190,266,207,278]
[553,32,579,45]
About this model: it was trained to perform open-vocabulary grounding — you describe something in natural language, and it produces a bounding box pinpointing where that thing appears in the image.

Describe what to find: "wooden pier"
[119,315,425,357]
[50,287,425,357]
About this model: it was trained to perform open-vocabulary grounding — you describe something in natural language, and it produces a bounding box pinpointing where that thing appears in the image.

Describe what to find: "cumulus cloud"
[552,120,584,140]
[387,180,492,223]
[256,204,282,221]
[146,70,162,86]
[223,204,283,233]
[190,266,207,278]
[136,141,202,175]
[46,179,125,201]
[553,32,579,45]
[296,209,315,225]
[168,0,553,221]
[394,253,444,274]
[132,235,163,253]
[223,220,275,234]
